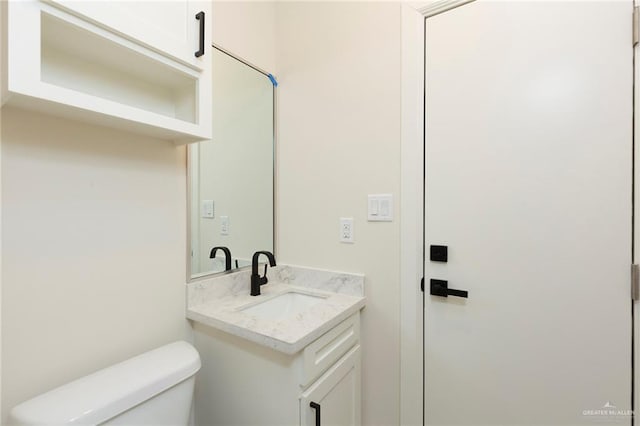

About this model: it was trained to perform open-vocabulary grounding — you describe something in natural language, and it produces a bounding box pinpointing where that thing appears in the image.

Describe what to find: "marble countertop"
[186,265,365,355]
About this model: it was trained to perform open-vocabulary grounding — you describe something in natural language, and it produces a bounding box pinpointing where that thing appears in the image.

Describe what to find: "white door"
[424,1,633,425]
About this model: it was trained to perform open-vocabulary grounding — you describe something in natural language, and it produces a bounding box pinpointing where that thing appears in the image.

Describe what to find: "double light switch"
[368,194,393,221]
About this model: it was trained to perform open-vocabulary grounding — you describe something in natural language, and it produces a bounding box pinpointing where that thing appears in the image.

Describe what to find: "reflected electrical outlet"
[201,200,214,218]
[221,216,230,236]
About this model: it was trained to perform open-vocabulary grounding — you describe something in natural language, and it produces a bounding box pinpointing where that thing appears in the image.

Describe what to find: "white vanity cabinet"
[1,0,212,144]
[192,313,362,426]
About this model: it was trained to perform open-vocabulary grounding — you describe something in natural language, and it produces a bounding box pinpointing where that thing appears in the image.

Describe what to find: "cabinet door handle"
[310,401,321,425]
[195,11,205,57]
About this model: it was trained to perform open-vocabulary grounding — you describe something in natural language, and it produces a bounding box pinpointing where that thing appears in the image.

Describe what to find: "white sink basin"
[240,291,326,321]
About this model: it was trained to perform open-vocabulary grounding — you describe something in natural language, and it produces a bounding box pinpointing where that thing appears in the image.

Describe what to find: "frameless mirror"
[188,46,275,279]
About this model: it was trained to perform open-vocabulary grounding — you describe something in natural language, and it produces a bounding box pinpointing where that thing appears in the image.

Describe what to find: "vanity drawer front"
[301,313,360,387]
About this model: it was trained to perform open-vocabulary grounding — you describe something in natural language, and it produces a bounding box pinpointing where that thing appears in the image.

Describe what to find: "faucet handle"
[260,264,269,286]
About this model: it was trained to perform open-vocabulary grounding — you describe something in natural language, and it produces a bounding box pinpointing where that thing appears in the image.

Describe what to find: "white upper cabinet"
[1,0,212,144]
[48,1,208,69]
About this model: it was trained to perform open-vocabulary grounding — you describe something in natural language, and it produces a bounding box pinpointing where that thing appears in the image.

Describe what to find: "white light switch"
[380,199,390,216]
[340,218,354,243]
[368,194,393,221]
[220,216,229,235]
[201,200,214,218]
[369,199,379,216]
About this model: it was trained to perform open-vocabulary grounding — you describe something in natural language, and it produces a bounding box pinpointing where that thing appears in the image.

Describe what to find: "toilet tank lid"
[9,341,201,425]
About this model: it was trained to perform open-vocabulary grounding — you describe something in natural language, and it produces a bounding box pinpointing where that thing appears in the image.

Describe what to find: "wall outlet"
[340,218,354,243]
[220,216,229,235]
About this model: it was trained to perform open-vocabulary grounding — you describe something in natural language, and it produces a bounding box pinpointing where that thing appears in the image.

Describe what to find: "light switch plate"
[368,194,393,221]
[201,200,214,218]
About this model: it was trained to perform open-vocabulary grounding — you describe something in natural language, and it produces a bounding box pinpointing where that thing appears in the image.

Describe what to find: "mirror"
[188,46,275,279]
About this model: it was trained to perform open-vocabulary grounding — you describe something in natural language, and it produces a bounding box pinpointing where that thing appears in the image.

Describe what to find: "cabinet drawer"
[301,314,360,387]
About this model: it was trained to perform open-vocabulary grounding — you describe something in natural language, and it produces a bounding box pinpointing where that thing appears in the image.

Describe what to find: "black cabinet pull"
[430,279,468,298]
[310,401,321,425]
[195,11,205,57]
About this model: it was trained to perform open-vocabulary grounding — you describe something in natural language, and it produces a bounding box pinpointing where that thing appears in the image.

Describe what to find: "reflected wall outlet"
[220,216,229,235]
[340,218,354,243]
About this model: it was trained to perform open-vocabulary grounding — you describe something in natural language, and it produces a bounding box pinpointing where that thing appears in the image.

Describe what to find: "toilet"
[9,341,201,425]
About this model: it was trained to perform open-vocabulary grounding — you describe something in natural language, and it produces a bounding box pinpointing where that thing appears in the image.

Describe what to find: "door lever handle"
[430,279,468,298]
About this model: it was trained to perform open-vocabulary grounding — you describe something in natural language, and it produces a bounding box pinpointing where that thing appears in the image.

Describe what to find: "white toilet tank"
[9,341,201,426]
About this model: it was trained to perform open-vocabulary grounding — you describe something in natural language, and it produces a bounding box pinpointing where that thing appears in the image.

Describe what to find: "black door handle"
[310,401,321,425]
[430,279,468,298]
[195,11,205,57]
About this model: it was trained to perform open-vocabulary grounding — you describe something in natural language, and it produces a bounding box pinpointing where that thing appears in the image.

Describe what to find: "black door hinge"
[632,264,639,300]
[421,277,424,292]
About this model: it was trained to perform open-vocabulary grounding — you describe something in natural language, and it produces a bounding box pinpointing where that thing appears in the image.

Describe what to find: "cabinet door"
[4,0,211,143]
[47,1,211,68]
[300,346,361,426]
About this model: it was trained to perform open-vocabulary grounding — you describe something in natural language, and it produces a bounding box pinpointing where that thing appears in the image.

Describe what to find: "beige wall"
[212,1,277,72]
[1,107,192,423]
[275,3,402,424]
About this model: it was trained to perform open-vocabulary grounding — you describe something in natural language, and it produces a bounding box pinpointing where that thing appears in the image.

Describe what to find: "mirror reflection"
[189,46,274,278]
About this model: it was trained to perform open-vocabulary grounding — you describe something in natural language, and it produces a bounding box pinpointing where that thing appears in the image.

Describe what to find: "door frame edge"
[400,2,482,425]
[633,0,639,421]
[399,4,425,426]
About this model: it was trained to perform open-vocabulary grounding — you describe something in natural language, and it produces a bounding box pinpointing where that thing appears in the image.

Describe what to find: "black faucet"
[210,246,232,271]
[251,251,276,296]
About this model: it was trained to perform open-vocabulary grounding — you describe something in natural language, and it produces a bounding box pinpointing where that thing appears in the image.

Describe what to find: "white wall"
[1,107,192,423]
[275,3,402,424]
[212,1,277,72]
